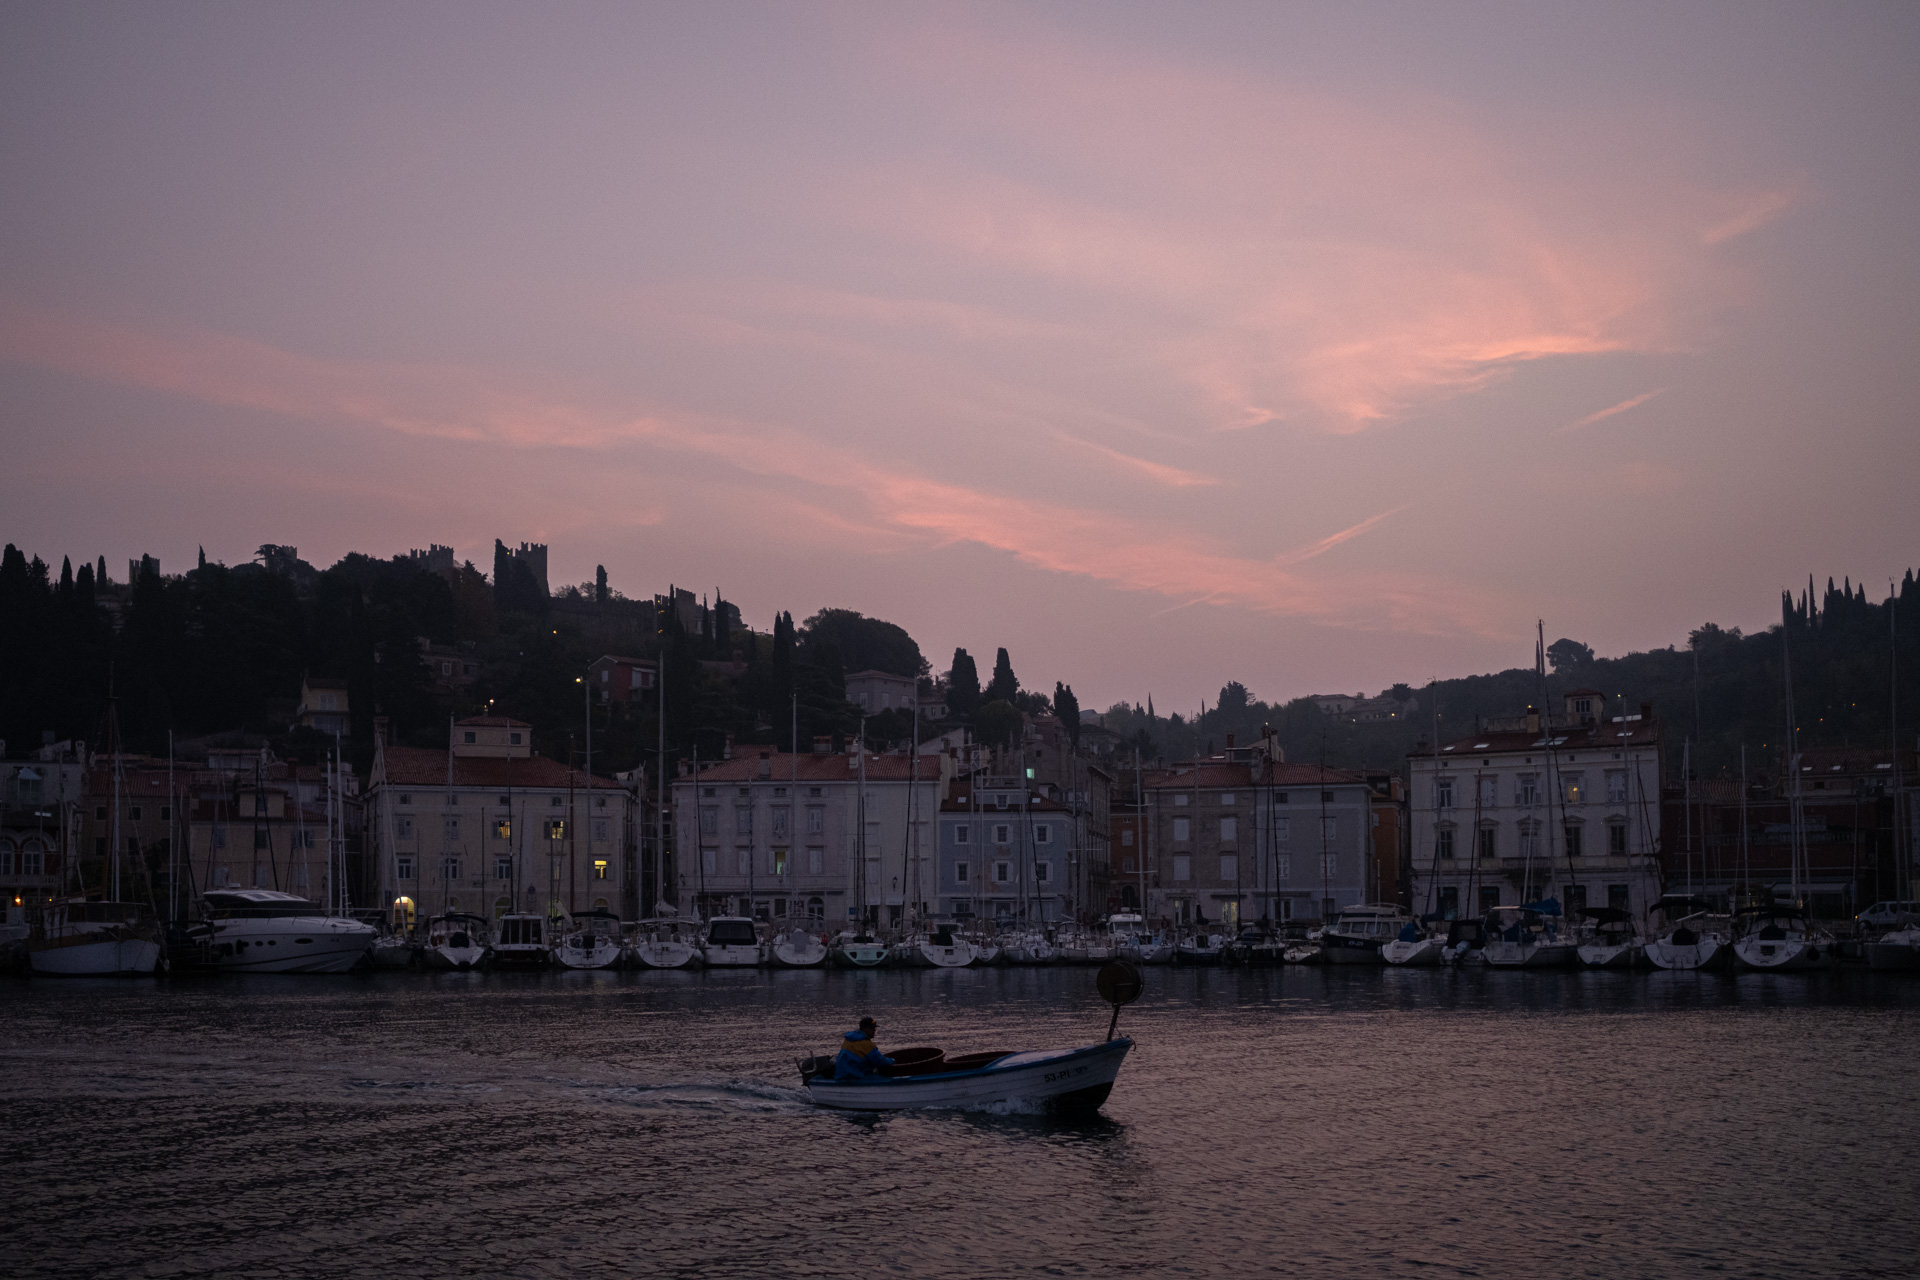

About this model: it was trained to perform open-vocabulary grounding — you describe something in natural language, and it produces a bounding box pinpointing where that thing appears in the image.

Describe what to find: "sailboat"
[1381,919,1445,966]
[905,922,975,968]
[632,917,701,969]
[1481,902,1578,968]
[1732,900,1836,971]
[552,908,624,970]
[700,915,765,967]
[420,911,490,970]
[770,924,829,967]
[1644,895,1731,970]
[1576,907,1645,968]
[1319,903,1413,965]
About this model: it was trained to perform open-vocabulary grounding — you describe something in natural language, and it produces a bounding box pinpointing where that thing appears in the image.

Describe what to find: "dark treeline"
[4,539,1913,786]
[1100,571,1920,782]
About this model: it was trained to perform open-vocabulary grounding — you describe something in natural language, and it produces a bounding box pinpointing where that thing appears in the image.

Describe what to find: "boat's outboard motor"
[797,1054,834,1084]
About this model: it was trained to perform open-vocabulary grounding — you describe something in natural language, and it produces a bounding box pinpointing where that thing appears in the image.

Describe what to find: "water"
[4,966,1919,1279]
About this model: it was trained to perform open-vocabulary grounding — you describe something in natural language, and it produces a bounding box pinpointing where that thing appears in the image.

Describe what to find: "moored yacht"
[1644,895,1731,971]
[1576,907,1644,969]
[553,909,624,970]
[1173,930,1226,965]
[700,916,765,967]
[1381,919,1444,967]
[831,930,892,968]
[1481,904,1578,968]
[770,925,829,968]
[490,913,552,968]
[632,918,700,969]
[1319,904,1414,965]
[909,923,976,968]
[1107,914,1172,965]
[1865,925,1920,971]
[420,912,490,971]
[1731,903,1836,972]
[27,899,164,976]
[194,889,378,973]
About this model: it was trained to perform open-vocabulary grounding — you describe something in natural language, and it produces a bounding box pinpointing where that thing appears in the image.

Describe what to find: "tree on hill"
[800,608,926,678]
[1546,637,1595,674]
[985,647,1019,704]
[1053,682,1081,746]
[946,648,981,717]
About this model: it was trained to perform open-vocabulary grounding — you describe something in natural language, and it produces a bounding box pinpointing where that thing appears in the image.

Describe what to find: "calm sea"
[3,966,1917,1279]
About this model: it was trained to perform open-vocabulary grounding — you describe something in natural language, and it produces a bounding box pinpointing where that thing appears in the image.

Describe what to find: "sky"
[2,2,1917,714]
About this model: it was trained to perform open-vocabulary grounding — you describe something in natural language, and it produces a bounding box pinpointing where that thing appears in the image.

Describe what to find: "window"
[1563,823,1583,859]
[1608,883,1631,911]
[495,819,512,840]
[1035,861,1051,884]
[592,818,610,841]
[735,807,754,837]
[398,794,412,805]
[212,824,227,849]
[807,807,824,834]
[736,849,751,875]
[1219,854,1238,880]
[547,819,565,840]
[1275,855,1290,878]
[994,861,1011,883]
[0,845,10,876]
[774,849,788,875]
[772,807,790,839]
[593,860,608,880]
[1478,827,1497,860]
[1606,771,1628,803]
[130,806,142,821]
[993,824,1011,845]
[21,842,44,875]
[444,818,460,841]
[1436,828,1455,860]
[700,807,718,837]
[549,796,562,807]
[1478,777,1497,806]
[955,826,971,845]
[1438,886,1460,919]
[956,861,970,884]
[160,805,169,820]
[1517,774,1540,806]
[1174,794,1188,806]
[1563,884,1588,912]
[807,848,822,874]
[1320,852,1338,878]
[95,806,107,821]
[443,856,461,881]
[463,730,477,744]
[397,855,415,880]
[495,856,513,880]
[253,828,269,850]
[1320,816,1337,843]
[952,898,973,917]
[1034,824,1050,845]
[1122,857,1135,873]
[703,787,717,798]
[1608,823,1627,856]
[701,848,717,874]
[509,732,522,745]
[1564,774,1585,805]
[395,817,413,839]
[1275,817,1290,844]
[1434,778,1454,810]
[1172,854,1191,881]
[298,830,314,849]
[1518,822,1539,858]
[808,787,821,798]
[1173,817,1190,843]
[1121,829,1134,847]
[497,795,511,807]
[1219,816,1237,842]
[1480,886,1501,912]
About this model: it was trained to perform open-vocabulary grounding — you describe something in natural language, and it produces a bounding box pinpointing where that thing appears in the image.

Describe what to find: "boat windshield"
[204,892,323,919]
[709,920,757,945]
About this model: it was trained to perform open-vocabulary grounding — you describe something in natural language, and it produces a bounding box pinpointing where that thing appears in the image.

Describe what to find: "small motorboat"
[1320,904,1413,965]
[1481,903,1578,969]
[490,913,552,969]
[1439,918,1486,966]
[1576,907,1644,969]
[701,916,765,968]
[1173,931,1226,965]
[771,926,829,968]
[553,909,624,970]
[1107,914,1172,964]
[1381,920,1444,967]
[420,912,490,971]
[632,918,700,969]
[798,960,1141,1113]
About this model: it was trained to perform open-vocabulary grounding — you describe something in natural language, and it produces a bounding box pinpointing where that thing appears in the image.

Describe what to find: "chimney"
[758,750,772,780]
[1226,733,1236,750]
[723,734,734,760]
[1525,705,1540,734]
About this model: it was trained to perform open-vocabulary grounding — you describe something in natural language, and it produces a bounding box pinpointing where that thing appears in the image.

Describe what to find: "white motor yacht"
[553,909,624,970]
[1320,904,1414,965]
[632,918,700,969]
[700,916,765,967]
[1381,920,1445,966]
[771,926,829,968]
[27,899,164,976]
[420,912,491,971]
[1865,925,1920,971]
[1481,905,1578,968]
[193,889,377,973]
[491,913,552,968]
[1732,903,1836,972]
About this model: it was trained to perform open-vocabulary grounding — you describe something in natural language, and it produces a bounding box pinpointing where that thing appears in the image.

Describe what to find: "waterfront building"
[366,716,635,928]
[934,775,1074,924]
[1,743,87,926]
[1407,691,1665,922]
[180,757,363,909]
[1144,747,1376,927]
[670,745,949,926]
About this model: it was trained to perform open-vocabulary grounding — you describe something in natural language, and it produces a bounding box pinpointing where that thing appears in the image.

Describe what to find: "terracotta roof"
[1415,718,1661,759]
[677,750,935,784]
[380,746,624,790]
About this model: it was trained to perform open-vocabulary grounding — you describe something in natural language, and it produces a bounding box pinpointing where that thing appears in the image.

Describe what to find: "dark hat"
[858,1015,876,1029]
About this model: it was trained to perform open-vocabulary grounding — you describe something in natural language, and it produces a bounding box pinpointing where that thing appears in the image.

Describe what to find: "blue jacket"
[833,1030,894,1080]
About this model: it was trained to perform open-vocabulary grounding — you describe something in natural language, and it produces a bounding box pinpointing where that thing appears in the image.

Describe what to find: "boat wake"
[601,1077,815,1114]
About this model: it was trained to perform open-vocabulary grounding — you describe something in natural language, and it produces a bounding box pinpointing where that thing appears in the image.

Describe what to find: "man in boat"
[833,1016,894,1080]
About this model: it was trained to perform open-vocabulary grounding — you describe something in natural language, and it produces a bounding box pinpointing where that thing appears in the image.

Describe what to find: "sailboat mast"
[1683,740,1693,897]
[110,719,121,902]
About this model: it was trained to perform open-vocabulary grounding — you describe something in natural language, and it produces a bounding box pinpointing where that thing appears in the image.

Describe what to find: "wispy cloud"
[1055,433,1218,488]
[1559,388,1667,433]
[1702,186,1802,245]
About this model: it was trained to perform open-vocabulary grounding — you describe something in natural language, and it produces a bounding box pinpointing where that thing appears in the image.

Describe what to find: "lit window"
[593,860,608,880]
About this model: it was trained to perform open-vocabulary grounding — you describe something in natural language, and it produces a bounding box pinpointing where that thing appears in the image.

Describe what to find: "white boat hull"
[369,939,419,969]
[1866,930,1920,971]
[635,940,698,969]
[1734,937,1835,971]
[772,936,829,967]
[702,943,764,968]
[1646,936,1725,970]
[833,942,890,968]
[29,936,162,976]
[806,1039,1132,1113]
[1578,941,1644,969]
[553,939,622,970]
[420,943,488,971]
[208,917,377,973]
[1483,940,1578,968]
[1381,937,1443,966]
[916,939,976,968]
